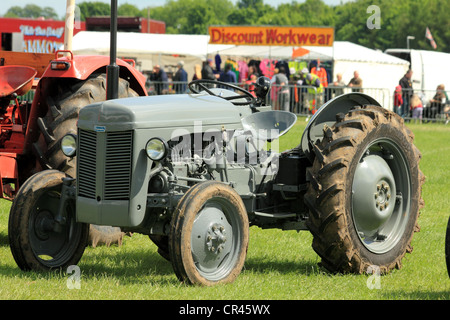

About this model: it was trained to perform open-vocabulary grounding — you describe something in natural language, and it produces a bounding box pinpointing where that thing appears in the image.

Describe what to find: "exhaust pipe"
[106,0,119,100]
[64,0,75,54]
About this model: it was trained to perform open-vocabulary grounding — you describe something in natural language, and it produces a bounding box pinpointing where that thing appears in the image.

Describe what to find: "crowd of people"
[145,58,448,123]
[395,68,449,124]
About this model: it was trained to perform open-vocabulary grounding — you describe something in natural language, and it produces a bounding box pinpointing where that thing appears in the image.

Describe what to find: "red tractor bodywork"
[0,50,147,199]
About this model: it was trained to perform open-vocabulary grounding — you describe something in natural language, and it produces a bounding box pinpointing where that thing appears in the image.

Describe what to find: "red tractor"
[0,4,147,244]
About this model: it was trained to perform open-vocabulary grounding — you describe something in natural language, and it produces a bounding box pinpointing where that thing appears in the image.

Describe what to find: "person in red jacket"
[394,85,403,115]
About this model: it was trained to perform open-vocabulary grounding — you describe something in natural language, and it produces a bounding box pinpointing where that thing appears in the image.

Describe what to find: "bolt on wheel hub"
[352,155,396,238]
[375,180,392,211]
[206,223,227,253]
[34,211,55,241]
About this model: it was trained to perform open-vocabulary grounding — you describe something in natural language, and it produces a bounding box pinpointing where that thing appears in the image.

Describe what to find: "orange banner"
[209,26,334,47]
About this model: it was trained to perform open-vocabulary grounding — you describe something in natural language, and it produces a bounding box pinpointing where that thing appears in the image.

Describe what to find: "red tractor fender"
[41,50,147,96]
[23,51,147,163]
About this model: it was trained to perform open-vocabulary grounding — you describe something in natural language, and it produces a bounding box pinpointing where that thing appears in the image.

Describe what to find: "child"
[393,85,403,116]
[410,94,423,124]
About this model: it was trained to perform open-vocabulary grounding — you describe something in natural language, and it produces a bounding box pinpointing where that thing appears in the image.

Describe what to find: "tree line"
[3,0,449,52]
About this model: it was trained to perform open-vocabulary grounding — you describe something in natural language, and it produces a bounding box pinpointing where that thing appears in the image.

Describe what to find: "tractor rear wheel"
[8,170,89,271]
[33,73,137,247]
[169,181,249,286]
[305,105,424,274]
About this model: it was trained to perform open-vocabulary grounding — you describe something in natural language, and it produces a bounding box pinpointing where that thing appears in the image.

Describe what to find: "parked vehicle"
[385,49,450,93]
[0,0,147,245]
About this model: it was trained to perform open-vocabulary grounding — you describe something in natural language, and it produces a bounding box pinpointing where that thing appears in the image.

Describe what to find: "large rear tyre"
[169,181,249,286]
[33,73,137,177]
[8,170,89,271]
[33,73,137,247]
[305,105,424,274]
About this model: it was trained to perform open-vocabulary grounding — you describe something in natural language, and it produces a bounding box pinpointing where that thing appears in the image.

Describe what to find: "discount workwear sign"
[208,26,334,47]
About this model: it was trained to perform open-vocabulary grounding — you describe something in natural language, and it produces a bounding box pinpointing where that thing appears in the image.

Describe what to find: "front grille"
[78,130,97,199]
[78,129,133,200]
[104,131,133,200]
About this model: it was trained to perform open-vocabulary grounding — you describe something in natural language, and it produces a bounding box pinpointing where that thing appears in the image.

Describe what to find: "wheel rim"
[29,188,84,268]
[352,138,411,254]
[190,197,242,281]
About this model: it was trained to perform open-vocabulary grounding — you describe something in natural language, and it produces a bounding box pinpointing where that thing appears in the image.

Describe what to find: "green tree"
[118,4,142,17]
[4,6,23,18]
[228,0,274,25]
[149,0,233,34]
[333,0,450,52]
[4,4,58,19]
[78,1,111,21]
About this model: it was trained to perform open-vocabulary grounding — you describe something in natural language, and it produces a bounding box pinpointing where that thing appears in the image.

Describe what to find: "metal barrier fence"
[147,81,449,123]
[17,81,448,124]
[393,88,450,123]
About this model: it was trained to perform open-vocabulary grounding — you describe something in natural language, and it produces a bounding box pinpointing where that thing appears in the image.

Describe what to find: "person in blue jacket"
[219,63,237,83]
[173,61,188,93]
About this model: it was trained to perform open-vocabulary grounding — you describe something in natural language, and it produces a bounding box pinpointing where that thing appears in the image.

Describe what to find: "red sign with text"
[209,26,334,47]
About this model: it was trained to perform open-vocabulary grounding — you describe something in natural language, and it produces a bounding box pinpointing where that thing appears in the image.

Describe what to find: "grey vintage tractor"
[8,75,424,285]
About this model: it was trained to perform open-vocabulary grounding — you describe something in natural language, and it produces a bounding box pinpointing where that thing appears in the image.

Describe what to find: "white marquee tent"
[70,31,233,80]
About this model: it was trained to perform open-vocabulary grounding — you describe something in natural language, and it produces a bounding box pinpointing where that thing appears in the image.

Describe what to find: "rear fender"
[299,93,381,162]
[24,52,147,158]
[41,51,147,96]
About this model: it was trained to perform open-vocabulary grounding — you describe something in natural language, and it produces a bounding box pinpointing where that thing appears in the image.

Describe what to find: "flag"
[425,27,437,49]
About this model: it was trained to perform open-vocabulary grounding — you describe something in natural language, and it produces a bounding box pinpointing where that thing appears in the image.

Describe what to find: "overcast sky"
[1,0,352,18]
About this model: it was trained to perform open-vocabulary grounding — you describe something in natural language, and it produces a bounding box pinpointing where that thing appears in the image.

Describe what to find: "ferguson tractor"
[8,74,424,285]
[0,1,147,245]
[7,0,424,286]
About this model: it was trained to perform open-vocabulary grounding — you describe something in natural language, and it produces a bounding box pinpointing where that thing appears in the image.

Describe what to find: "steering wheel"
[188,79,256,106]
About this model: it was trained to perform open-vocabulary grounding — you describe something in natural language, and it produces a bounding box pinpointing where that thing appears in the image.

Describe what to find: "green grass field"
[0,118,449,300]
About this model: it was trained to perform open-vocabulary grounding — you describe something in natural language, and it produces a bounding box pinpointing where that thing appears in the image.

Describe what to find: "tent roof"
[70,31,233,58]
[70,32,408,66]
[305,41,409,65]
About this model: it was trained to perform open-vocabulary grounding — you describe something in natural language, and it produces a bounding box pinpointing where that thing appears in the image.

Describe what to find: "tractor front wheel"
[8,170,89,271]
[169,181,249,286]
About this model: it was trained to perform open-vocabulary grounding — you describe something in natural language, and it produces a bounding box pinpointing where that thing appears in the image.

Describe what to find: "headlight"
[146,137,168,161]
[61,134,77,157]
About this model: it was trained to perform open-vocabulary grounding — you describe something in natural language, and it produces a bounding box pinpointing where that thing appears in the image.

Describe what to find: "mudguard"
[41,51,147,96]
[299,92,381,161]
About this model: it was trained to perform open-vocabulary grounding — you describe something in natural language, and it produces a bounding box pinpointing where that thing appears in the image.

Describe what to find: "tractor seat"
[0,65,37,98]
[241,110,297,142]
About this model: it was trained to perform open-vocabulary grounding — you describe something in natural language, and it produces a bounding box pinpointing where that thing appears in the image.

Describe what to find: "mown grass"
[0,118,449,300]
